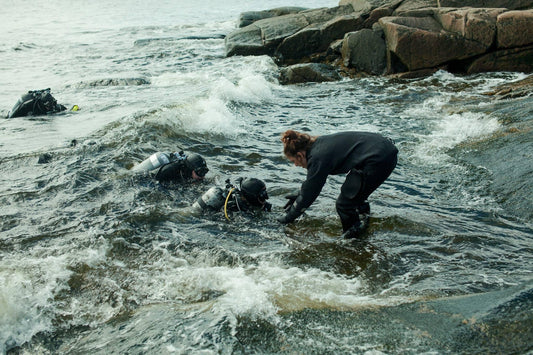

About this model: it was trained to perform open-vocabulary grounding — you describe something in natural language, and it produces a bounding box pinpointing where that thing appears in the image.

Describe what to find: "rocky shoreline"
[225,0,533,84]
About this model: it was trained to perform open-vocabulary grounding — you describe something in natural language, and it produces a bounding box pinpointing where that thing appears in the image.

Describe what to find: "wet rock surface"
[226,0,533,83]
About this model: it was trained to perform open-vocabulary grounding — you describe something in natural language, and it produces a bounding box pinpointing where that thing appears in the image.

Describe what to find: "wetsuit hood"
[186,153,208,177]
[240,178,268,207]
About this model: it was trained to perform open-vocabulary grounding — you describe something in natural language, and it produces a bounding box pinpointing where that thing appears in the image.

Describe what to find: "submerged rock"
[70,78,150,88]
[484,74,533,99]
[279,63,341,84]
[38,153,52,164]
[448,75,533,220]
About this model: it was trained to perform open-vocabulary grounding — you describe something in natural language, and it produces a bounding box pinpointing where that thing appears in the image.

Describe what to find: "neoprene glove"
[283,192,299,211]
[277,205,300,224]
[277,213,293,224]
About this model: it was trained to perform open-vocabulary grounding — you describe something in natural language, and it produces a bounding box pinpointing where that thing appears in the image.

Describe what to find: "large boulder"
[435,7,505,49]
[258,14,310,50]
[363,6,395,27]
[226,1,533,79]
[340,0,402,12]
[467,45,533,73]
[225,15,309,57]
[379,15,487,71]
[238,7,307,27]
[225,6,354,57]
[279,63,341,84]
[276,14,366,62]
[341,28,388,74]
[225,25,267,57]
[497,10,533,48]
[394,0,533,13]
[438,0,533,9]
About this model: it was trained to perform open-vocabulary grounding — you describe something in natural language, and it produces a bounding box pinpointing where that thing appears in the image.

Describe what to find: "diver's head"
[240,178,269,207]
[40,90,57,112]
[185,153,208,180]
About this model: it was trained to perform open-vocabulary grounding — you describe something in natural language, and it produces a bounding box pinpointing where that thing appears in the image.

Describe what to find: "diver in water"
[132,151,209,183]
[7,88,68,118]
[192,177,271,219]
[277,130,398,239]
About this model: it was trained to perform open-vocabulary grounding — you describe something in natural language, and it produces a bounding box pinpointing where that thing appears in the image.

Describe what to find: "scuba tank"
[8,92,35,118]
[132,151,181,172]
[191,178,270,218]
[192,186,226,211]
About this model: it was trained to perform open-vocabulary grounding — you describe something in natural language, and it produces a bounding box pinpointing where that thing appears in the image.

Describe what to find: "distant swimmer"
[6,88,71,118]
[132,151,209,183]
[192,177,271,219]
[277,130,398,239]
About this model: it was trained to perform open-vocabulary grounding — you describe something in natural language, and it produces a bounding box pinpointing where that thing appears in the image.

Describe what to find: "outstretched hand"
[283,193,299,211]
[277,214,292,224]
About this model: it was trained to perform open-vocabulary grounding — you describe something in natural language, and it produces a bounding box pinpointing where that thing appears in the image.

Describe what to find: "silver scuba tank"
[132,152,175,172]
[192,186,226,211]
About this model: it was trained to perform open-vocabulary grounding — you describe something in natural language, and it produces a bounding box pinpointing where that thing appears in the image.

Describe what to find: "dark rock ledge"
[225,0,533,84]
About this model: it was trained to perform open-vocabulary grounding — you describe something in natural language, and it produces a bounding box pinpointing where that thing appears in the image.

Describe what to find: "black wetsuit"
[8,89,66,118]
[282,131,398,231]
[155,160,192,183]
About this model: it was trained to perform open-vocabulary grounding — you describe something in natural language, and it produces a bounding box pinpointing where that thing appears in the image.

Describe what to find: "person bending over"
[277,130,398,239]
[132,151,209,183]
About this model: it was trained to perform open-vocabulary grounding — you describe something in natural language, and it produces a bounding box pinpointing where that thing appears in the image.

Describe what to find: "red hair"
[281,130,317,157]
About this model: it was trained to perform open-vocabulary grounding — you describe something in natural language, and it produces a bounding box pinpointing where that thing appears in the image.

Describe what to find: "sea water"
[1,0,532,354]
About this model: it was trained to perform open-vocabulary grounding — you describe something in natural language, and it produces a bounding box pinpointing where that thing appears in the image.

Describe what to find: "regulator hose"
[224,188,235,221]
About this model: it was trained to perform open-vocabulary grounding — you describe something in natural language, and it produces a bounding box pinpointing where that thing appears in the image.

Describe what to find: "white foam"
[426,69,464,85]
[150,56,278,136]
[0,254,72,353]
[214,74,275,104]
[172,75,276,136]
[424,70,529,95]
[0,235,117,352]
[134,253,411,328]
[415,111,500,162]
[181,96,246,136]
[403,94,452,120]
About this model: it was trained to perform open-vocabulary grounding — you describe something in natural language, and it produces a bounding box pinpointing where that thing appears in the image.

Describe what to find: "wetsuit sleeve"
[280,159,329,223]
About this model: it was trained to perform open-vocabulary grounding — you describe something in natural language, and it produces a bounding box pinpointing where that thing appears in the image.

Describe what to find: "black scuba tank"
[7,92,37,118]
